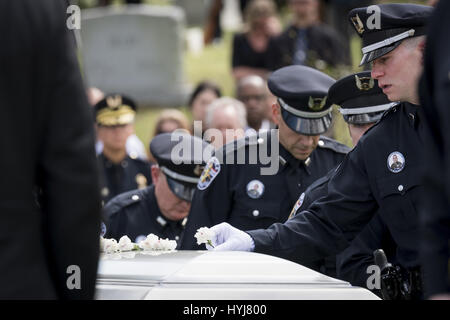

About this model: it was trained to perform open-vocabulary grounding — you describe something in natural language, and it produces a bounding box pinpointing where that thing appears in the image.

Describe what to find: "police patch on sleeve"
[387,151,405,173]
[100,221,107,237]
[197,156,221,190]
[289,192,305,219]
[246,180,265,199]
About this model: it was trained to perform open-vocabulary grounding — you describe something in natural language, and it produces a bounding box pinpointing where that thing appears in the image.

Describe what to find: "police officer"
[419,0,450,299]
[206,4,433,299]
[95,94,152,204]
[287,71,396,278]
[180,65,350,250]
[104,133,213,247]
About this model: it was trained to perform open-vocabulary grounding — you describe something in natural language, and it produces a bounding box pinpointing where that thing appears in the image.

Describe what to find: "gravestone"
[80,4,189,107]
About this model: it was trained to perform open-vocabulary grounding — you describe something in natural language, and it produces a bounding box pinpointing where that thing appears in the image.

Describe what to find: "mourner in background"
[95,94,152,205]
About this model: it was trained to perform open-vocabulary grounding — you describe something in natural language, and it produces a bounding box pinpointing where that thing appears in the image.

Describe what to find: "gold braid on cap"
[96,105,136,126]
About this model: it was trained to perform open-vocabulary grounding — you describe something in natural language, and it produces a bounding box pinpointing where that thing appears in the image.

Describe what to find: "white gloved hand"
[207,222,255,252]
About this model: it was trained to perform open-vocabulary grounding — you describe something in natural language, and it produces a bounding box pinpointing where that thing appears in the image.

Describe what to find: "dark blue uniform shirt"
[180,131,349,249]
[104,185,186,247]
[248,102,428,270]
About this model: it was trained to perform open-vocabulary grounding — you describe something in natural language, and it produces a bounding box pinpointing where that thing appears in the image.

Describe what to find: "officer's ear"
[271,103,281,126]
[151,165,161,184]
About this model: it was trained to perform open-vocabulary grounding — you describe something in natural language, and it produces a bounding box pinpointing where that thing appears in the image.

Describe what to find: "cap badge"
[387,151,405,173]
[308,96,327,111]
[135,173,148,189]
[289,192,305,219]
[246,180,265,199]
[355,75,375,91]
[351,14,365,35]
[106,94,123,110]
[197,156,221,190]
[193,164,204,177]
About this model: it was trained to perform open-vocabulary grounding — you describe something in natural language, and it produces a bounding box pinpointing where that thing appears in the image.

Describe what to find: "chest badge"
[387,151,405,173]
[246,180,265,199]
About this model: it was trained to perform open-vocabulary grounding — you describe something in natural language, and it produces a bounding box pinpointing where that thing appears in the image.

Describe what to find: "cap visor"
[359,42,401,66]
[281,108,332,135]
[166,177,196,202]
[343,112,385,125]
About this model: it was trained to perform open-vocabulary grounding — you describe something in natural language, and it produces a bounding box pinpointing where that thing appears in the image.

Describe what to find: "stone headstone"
[80,5,189,107]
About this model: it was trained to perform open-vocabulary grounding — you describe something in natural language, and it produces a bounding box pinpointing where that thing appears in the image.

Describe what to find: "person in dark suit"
[0,0,101,299]
[418,0,450,300]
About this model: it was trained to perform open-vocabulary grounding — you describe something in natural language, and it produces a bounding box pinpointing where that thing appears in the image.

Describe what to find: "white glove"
[207,222,255,252]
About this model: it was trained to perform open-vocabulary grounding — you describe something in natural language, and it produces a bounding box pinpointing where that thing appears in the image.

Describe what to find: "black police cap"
[348,4,433,65]
[268,65,335,135]
[150,132,214,202]
[95,93,137,126]
[328,72,396,125]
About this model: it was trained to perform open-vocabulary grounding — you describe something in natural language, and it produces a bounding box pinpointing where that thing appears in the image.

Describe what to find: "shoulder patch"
[317,136,351,154]
[197,156,221,190]
[215,135,259,160]
[288,192,305,219]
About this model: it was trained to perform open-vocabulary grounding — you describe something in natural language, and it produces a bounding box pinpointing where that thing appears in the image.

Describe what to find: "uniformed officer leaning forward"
[286,71,396,279]
[206,3,433,299]
[180,65,350,250]
[95,94,152,204]
[104,133,213,247]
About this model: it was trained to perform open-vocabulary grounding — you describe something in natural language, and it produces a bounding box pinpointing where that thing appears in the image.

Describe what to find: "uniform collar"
[402,102,421,129]
[278,139,312,173]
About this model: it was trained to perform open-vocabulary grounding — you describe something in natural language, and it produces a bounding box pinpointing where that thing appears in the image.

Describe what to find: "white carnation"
[103,238,118,253]
[138,233,177,251]
[160,238,177,251]
[194,227,215,247]
[118,235,134,252]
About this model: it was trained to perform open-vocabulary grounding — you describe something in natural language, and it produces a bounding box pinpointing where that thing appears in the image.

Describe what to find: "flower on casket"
[194,227,215,248]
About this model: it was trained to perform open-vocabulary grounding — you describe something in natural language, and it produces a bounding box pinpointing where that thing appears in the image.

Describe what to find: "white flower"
[160,238,177,251]
[194,227,215,247]
[118,236,134,252]
[103,238,118,253]
[138,233,177,251]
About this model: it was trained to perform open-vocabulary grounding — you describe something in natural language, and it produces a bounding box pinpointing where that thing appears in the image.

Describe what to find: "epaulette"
[379,102,400,122]
[128,154,150,165]
[104,188,147,218]
[317,136,351,154]
[361,102,401,138]
[215,133,265,159]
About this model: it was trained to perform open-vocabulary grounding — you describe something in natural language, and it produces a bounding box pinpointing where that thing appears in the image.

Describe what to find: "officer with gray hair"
[204,97,248,149]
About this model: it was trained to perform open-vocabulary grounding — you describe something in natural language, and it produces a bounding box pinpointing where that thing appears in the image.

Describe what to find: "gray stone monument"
[80,5,189,107]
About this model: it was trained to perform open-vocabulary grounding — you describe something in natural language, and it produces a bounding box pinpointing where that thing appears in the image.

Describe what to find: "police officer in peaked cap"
[290,71,398,280]
[95,94,152,205]
[180,65,350,250]
[104,133,213,247]
[207,3,434,300]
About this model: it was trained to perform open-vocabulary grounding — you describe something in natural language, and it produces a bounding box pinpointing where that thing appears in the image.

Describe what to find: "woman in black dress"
[232,0,281,81]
